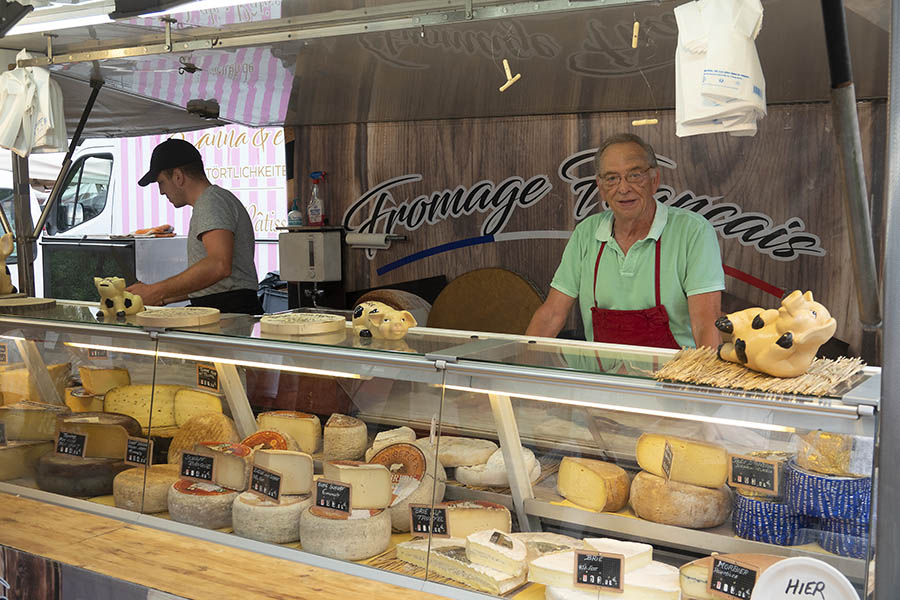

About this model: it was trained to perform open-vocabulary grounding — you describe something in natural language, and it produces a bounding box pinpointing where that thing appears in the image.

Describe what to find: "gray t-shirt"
[187,185,258,298]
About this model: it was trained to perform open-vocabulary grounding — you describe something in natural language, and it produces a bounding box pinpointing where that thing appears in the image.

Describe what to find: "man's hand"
[126,282,166,307]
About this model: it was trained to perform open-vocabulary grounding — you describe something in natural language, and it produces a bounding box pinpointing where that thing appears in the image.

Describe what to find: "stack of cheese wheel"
[732,450,811,546]
[322,414,367,460]
[168,479,238,529]
[631,433,732,528]
[787,430,874,558]
[368,438,446,532]
[556,456,630,512]
[114,464,181,513]
[455,445,541,487]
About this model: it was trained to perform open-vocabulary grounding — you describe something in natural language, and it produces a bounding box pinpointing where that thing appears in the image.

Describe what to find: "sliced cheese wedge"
[253,449,313,495]
[322,460,392,509]
[636,433,728,488]
[256,411,321,455]
[466,529,527,576]
[557,456,630,512]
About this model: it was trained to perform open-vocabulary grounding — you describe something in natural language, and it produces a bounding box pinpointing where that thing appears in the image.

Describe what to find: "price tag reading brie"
[573,550,624,592]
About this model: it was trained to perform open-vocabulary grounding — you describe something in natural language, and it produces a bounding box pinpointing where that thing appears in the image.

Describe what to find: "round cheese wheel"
[232,491,313,543]
[733,489,812,546]
[630,471,732,528]
[64,387,103,413]
[259,312,346,335]
[241,429,300,452]
[299,506,391,560]
[113,464,180,513]
[167,413,240,465]
[436,436,498,467]
[369,439,447,532]
[819,517,869,558]
[323,414,367,460]
[35,454,131,497]
[135,306,220,327]
[785,460,872,523]
[167,479,238,529]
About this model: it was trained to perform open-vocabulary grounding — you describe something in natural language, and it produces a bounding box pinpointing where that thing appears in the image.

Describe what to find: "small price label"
[56,431,87,457]
[408,504,449,538]
[124,437,153,467]
[0,343,7,364]
[88,348,108,359]
[250,464,282,502]
[573,550,624,592]
[315,479,352,514]
[729,454,779,496]
[0,422,6,446]
[181,451,215,482]
[662,441,674,480]
[196,364,219,391]
[490,531,513,549]
[708,556,757,600]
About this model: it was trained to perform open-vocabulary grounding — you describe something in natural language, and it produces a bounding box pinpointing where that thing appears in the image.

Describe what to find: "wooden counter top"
[0,493,444,600]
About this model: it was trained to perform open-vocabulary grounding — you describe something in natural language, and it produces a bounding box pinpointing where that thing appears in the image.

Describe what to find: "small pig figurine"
[0,233,14,295]
[94,276,144,320]
[352,300,417,340]
[715,290,837,378]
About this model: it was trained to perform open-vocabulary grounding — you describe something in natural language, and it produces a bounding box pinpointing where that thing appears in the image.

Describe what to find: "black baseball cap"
[138,138,203,187]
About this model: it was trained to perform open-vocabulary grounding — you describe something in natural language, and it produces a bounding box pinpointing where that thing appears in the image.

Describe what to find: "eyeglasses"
[600,167,653,189]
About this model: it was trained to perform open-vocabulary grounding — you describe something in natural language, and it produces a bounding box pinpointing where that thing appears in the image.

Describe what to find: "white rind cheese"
[322,460,392,509]
[167,413,240,465]
[0,401,70,440]
[630,470,732,528]
[299,507,391,560]
[104,384,184,428]
[113,464,180,513]
[636,433,728,489]
[455,446,541,487]
[556,456,630,512]
[256,411,321,455]
[466,529,527,576]
[543,561,680,599]
[323,414,368,460]
[397,537,526,595]
[511,532,584,560]
[78,366,130,395]
[368,426,416,458]
[444,500,511,539]
[583,538,653,573]
[232,491,312,543]
[437,436,498,467]
[253,449,314,495]
[0,440,52,480]
[173,388,223,426]
[167,479,239,529]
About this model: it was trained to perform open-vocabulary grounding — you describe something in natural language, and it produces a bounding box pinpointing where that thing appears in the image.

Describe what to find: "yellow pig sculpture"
[715,290,837,378]
[352,300,417,340]
[94,276,144,320]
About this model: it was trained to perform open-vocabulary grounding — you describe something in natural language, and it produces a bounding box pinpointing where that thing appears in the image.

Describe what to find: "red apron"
[590,238,681,350]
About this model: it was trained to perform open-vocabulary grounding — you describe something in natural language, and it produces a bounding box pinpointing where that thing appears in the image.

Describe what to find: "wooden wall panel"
[0,547,60,600]
[293,102,886,355]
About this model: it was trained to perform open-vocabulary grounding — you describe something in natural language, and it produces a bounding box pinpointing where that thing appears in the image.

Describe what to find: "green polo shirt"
[551,201,725,347]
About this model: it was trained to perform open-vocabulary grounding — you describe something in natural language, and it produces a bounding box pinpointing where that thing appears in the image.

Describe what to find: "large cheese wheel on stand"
[35,454,131,497]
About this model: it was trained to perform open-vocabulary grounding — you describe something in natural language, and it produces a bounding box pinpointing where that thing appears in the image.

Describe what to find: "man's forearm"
[151,256,231,302]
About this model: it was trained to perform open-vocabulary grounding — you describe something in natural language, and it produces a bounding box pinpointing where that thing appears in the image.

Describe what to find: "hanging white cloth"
[0,49,67,157]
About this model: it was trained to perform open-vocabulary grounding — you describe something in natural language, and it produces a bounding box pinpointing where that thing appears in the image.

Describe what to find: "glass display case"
[0,304,878,599]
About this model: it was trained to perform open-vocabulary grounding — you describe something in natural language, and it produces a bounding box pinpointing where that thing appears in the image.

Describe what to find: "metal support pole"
[820,0,882,363]
[12,153,34,296]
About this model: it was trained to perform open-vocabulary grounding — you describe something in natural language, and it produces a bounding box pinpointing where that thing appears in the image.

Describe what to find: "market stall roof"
[0,0,889,138]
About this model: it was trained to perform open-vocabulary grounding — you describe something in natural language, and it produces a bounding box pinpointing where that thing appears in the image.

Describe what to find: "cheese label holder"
[181,451,215,483]
[125,437,153,466]
[0,342,7,364]
[88,348,108,359]
[316,478,352,514]
[573,550,624,592]
[56,431,88,457]
[708,556,757,600]
[662,441,674,480]
[490,531,514,549]
[409,503,449,538]
[0,422,6,446]
[250,464,282,502]
[728,454,779,496]
[196,364,219,391]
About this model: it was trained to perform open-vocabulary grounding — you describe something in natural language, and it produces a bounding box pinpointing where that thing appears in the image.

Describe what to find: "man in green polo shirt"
[526,133,724,348]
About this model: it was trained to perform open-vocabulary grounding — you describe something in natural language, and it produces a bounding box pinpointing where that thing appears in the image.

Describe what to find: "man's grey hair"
[593,133,658,174]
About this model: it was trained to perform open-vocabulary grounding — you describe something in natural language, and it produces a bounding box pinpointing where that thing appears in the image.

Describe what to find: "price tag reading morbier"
[573,550,624,592]
[0,422,6,447]
[0,342,7,364]
[56,431,88,457]
[87,348,108,359]
[196,364,219,391]
[662,441,674,480]
[408,504,449,538]
[181,451,215,482]
[124,437,153,467]
[708,556,757,600]
[315,478,352,515]
[728,454,779,496]
[250,464,282,502]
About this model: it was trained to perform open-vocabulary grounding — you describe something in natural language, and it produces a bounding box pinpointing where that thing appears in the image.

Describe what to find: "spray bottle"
[287,196,304,227]
[307,171,326,227]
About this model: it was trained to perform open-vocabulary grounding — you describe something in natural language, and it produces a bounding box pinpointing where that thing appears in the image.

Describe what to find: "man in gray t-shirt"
[127,138,263,314]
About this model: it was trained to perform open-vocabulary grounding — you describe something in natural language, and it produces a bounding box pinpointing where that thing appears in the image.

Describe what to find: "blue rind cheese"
[819,517,869,559]
[733,490,812,546]
[785,460,872,523]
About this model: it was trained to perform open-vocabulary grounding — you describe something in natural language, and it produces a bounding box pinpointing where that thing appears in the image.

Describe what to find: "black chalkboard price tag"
[55,431,87,457]
[196,364,219,391]
[88,348,108,359]
[408,503,449,538]
[181,451,215,483]
[708,556,757,600]
[662,441,674,480]
[728,454,779,496]
[315,478,352,514]
[573,550,624,592]
[0,422,6,447]
[0,342,7,364]
[490,531,514,549]
[124,437,153,467]
[250,464,282,502]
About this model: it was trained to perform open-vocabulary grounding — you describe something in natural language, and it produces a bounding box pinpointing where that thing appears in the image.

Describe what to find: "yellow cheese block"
[636,433,728,489]
[0,440,53,480]
[0,401,70,440]
[256,411,321,455]
[556,456,630,512]
[173,388,223,426]
[57,412,143,459]
[103,384,184,428]
[64,387,104,413]
[0,363,70,405]
[78,366,130,395]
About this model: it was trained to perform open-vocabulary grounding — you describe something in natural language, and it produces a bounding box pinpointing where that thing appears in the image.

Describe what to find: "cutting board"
[134,307,221,327]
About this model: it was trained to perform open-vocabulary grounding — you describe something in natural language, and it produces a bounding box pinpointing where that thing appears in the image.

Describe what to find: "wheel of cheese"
[167,479,239,529]
[556,456,630,512]
[635,433,728,489]
[64,387,104,413]
[113,464,180,513]
[323,414,367,460]
[173,388,224,426]
[819,517,869,558]
[35,454,131,497]
[167,413,240,465]
[135,306,220,327]
[241,429,300,452]
[369,439,446,532]
[0,441,53,480]
[57,412,143,459]
[455,446,540,487]
[630,471,732,528]
[232,491,312,543]
[104,384,184,428]
[436,436,498,467]
[785,460,872,523]
[733,489,812,546]
[259,312,346,335]
[0,401,70,441]
[299,506,391,560]
[365,426,416,460]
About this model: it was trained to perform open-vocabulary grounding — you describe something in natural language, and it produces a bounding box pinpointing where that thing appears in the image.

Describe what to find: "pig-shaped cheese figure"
[715,290,837,378]
[94,276,144,320]
[352,300,417,340]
